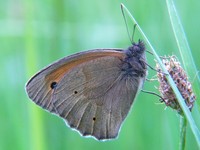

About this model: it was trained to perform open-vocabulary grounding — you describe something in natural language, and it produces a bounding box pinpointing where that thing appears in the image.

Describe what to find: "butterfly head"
[125,39,146,59]
[131,40,145,54]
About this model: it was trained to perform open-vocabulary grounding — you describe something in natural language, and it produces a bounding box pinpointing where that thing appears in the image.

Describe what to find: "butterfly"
[26,39,147,140]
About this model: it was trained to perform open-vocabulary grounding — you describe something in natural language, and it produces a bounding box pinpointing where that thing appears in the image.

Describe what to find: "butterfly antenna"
[131,24,137,43]
[121,4,133,44]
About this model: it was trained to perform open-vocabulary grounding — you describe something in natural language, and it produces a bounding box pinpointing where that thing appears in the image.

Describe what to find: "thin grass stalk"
[179,116,187,150]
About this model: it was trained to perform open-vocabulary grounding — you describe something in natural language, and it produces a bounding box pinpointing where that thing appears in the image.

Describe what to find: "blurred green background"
[1,0,200,150]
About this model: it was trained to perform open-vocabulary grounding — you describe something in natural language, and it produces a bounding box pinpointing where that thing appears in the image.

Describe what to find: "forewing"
[26,49,123,112]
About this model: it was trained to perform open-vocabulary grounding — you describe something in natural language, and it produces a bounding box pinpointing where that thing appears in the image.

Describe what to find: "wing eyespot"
[74,91,78,94]
[92,117,96,121]
[50,82,57,89]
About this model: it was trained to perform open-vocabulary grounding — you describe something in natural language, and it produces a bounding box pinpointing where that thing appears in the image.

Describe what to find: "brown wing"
[26,49,143,140]
[26,49,124,112]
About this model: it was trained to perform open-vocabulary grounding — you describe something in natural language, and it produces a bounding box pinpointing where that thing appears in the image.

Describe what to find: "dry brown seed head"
[156,56,196,114]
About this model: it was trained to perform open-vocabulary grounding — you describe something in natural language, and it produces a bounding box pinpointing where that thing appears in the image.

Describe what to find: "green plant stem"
[121,3,200,148]
[180,116,187,150]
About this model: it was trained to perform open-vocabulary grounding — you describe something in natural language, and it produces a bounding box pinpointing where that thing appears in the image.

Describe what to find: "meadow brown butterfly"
[26,39,147,140]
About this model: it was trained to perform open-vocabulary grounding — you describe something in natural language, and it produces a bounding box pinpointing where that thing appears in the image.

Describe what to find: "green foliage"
[0,0,200,150]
